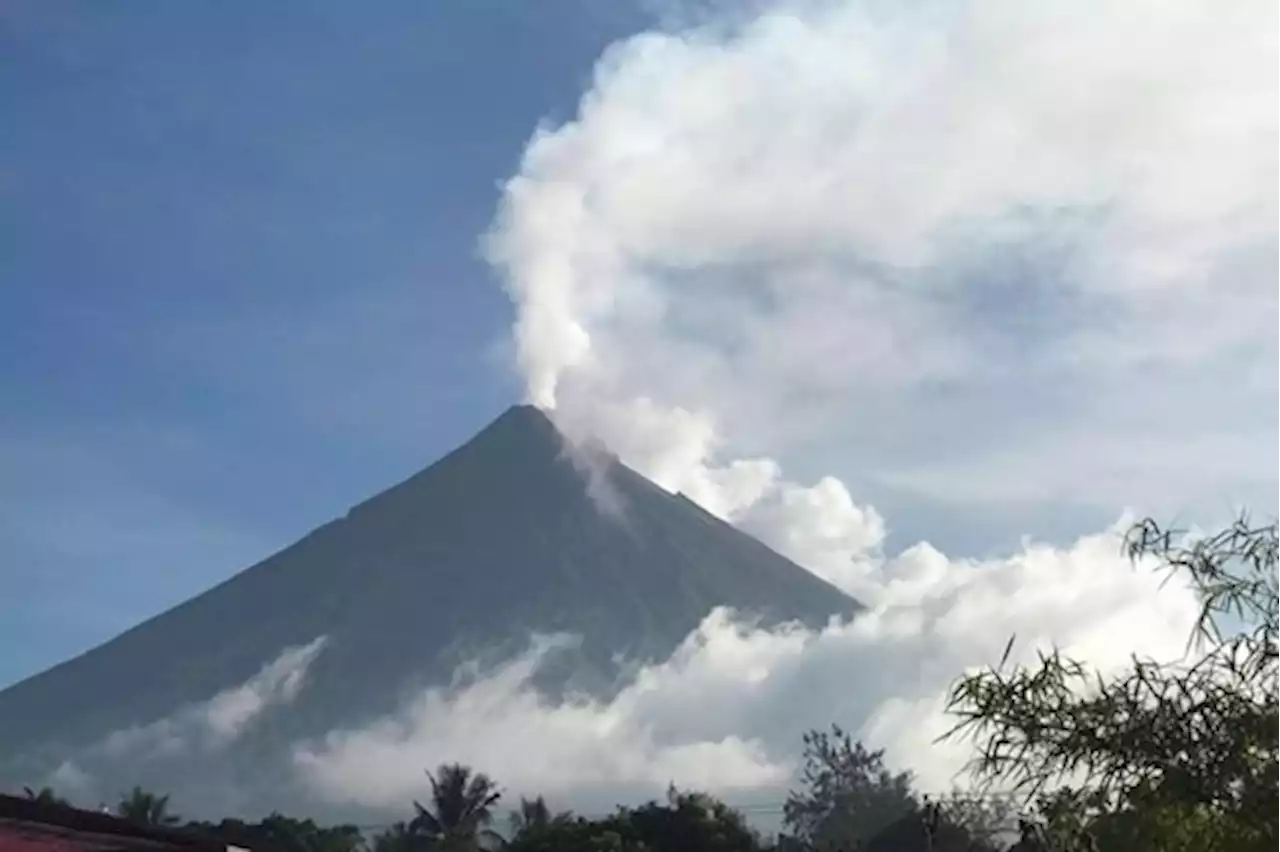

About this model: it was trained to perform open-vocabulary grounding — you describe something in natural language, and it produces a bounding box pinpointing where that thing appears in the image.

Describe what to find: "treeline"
[14,516,1277,851]
[20,741,1020,852]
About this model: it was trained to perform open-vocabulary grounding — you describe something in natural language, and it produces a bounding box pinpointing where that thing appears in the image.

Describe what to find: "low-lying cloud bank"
[293,523,1199,812]
[100,635,330,760]
[41,525,1202,818]
[40,635,329,805]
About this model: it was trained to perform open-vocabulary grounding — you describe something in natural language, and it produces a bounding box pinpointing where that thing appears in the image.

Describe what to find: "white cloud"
[46,760,96,800]
[99,636,327,760]
[201,636,328,747]
[293,524,1200,811]
[303,0,1271,820]
[734,475,886,600]
[293,632,786,812]
[485,0,1276,529]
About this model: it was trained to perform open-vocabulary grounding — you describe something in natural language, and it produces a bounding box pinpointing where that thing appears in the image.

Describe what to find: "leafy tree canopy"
[944,515,1278,852]
[116,785,180,827]
[409,762,504,852]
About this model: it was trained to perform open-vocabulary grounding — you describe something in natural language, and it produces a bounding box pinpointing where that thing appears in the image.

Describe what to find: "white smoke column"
[476,0,1274,805]
[484,0,1277,586]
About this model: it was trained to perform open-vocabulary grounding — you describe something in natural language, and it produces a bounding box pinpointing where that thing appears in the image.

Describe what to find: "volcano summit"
[0,405,858,815]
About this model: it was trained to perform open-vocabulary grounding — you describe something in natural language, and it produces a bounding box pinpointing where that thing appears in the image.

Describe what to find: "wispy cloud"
[293,523,1199,812]
[11,637,327,813]
[97,636,328,761]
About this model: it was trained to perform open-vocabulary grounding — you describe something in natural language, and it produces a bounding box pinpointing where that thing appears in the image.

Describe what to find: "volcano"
[0,405,857,813]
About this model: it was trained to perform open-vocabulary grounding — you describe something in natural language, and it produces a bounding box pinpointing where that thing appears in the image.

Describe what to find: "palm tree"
[115,786,181,826]
[508,795,575,839]
[509,796,550,836]
[409,763,503,851]
[22,786,68,807]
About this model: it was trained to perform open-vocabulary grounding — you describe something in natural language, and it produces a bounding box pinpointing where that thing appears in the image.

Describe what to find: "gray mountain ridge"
[0,404,859,813]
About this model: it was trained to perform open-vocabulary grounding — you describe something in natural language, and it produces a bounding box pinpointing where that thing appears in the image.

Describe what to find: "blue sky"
[0,0,649,687]
[2,0,1275,697]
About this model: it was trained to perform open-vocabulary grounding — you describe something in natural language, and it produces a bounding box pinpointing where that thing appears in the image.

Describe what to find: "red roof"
[0,819,175,851]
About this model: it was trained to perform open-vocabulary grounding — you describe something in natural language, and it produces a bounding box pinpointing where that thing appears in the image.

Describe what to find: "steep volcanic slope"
[0,405,857,793]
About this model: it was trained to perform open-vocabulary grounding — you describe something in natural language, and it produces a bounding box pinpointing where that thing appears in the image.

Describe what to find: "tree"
[115,786,181,826]
[836,792,1008,852]
[255,813,365,852]
[505,815,643,852]
[623,786,766,852]
[186,814,364,852]
[507,795,573,839]
[943,515,1278,851]
[409,763,504,851]
[508,788,764,852]
[928,791,1016,851]
[782,725,918,850]
[370,821,420,852]
[22,786,69,807]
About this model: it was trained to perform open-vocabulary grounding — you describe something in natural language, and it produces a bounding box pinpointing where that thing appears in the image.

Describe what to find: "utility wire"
[345,789,1029,832]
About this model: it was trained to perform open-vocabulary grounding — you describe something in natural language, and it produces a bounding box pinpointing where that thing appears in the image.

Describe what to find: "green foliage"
[782,725,917,850]
[506,786,766,852]
[506,795,573,838]
[13,759,1007,851]
[115,785,181,826]
[627,786,765,852]
[927,792,1016,852]
[505,815,644,852]
[22,785,69,807]
[187,813,365,852]
[779,727,1005,851]
[944,515,1279,851]
[409,763,504,851]
[367,821,419,852]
